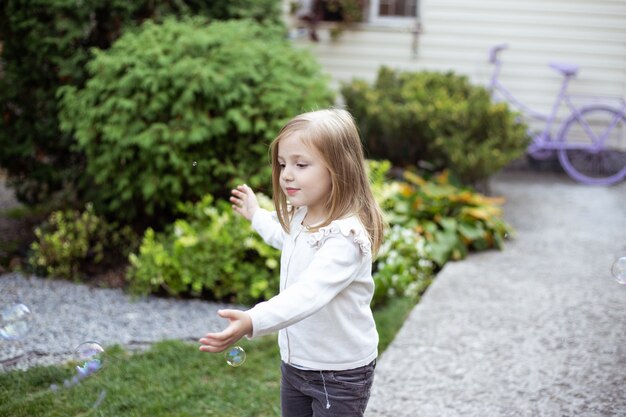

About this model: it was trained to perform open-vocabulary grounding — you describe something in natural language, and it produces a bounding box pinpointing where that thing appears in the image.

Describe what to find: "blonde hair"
[270,108,386,255]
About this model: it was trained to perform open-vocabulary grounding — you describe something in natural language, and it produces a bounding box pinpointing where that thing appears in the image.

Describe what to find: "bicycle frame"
[487,44,626,185]
[489,44,575,150]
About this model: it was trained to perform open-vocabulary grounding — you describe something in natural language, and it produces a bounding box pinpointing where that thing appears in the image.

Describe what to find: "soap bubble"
[224,346,246,367]
[0,303,33,341]
[49,341,106,395]
[611,256,626,285]
[74,341,105,377]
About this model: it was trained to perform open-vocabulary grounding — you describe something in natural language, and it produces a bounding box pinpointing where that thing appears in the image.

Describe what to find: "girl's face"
[277,133,332,221]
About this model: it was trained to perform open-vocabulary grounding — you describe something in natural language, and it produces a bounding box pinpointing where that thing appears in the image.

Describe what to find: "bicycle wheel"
[558,105,626,185]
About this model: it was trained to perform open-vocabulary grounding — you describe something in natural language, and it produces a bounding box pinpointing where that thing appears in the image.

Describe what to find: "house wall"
[287,0,626,131]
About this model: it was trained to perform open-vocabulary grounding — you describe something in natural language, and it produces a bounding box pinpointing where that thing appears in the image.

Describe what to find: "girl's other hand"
[230,184,259,221]
[198,309,253,353]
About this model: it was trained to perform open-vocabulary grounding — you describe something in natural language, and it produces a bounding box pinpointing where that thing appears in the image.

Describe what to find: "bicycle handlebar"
[489,43,509,63]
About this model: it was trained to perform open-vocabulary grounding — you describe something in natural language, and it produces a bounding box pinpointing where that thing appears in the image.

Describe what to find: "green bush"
[378,168,512,267]
[127,194,280,305]
[196,0,283,23]
[28,203,138,280]
[0,0,283,204]
[372,225,434,307]
[58,17,334,227]
[127,160,512,307]
[370,160,433,307]
[342,67,529,185]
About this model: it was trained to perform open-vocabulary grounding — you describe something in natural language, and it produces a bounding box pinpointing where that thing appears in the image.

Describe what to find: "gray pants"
[280,360,376,417]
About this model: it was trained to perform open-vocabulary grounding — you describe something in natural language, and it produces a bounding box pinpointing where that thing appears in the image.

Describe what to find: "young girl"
[199,108,386,417]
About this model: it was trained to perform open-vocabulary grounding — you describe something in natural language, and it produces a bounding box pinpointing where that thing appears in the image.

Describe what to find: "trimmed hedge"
[342,67,529,186]
[58,17,334,227]
[0,0,283,204]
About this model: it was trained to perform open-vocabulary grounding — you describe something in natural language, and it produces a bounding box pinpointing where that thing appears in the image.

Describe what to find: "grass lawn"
[0,296,416,417]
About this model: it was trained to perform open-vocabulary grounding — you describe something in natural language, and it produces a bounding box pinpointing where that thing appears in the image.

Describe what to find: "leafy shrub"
[28,203,138,280]
[368,159,400,215]
[378,168,512,267]
[128,161,512,307]
[58,17,334,227]
[0,0,283,204]
[342,67,529,185]
[127,194,280,305]
[197,0,283,23]
[372,225,434,308]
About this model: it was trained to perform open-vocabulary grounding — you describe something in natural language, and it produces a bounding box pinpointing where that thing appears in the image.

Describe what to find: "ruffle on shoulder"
[306,218,371,257]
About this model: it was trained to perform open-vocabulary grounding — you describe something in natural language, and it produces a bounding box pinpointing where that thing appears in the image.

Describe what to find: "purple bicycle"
[488,44,626,185]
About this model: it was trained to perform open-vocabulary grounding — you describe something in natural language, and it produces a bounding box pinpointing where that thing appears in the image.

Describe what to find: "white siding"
[288,0,626,131]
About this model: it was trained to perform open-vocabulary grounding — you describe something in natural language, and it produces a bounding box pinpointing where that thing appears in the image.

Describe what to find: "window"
[369,0,419,24]
[293,1,419,25]
[290,0,420,41]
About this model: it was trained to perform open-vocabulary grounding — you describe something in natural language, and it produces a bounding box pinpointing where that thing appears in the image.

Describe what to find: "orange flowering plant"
[369,160,512,269]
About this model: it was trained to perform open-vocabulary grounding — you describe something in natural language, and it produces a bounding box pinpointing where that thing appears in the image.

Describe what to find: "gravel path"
[366,170,626,417]
[0,274,238,371]
[0,176,238,372]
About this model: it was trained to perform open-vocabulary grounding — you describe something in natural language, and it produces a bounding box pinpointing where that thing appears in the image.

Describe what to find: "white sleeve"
[251,208,285,250]
[247,233,362,338]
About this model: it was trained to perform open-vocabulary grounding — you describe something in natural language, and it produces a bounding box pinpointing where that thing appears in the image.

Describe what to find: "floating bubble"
[49,341,105,396]
[0,303,33,341]
[224,346,246,367]
[74,341,105,378]
[611,256,626,285]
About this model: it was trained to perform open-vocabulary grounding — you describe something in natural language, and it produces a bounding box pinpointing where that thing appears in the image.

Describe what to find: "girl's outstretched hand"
[198,309,253,353]
[230,184,259,221]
